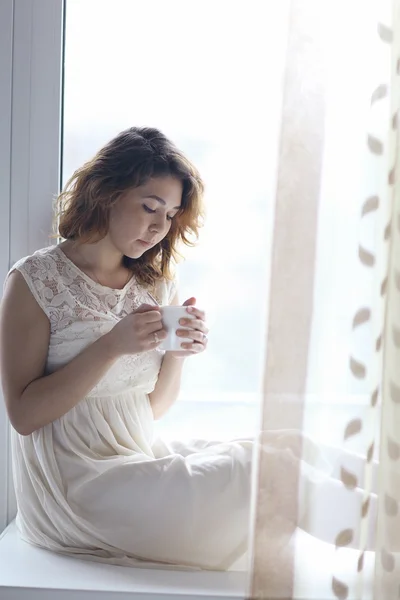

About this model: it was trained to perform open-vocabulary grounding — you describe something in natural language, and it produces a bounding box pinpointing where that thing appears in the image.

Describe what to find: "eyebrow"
[145,194,181,210]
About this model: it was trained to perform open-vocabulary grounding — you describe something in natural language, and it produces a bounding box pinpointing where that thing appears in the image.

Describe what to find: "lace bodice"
[8,246,177,396]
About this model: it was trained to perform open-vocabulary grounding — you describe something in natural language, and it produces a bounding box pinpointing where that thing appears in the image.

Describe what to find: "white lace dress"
[7,246,253,571]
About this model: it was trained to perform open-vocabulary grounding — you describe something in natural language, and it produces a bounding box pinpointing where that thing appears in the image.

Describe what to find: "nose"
[149,213,166,233]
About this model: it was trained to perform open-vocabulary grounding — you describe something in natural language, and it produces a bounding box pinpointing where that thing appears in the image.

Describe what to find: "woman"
[0,126,378,572]
[0,127,255,570]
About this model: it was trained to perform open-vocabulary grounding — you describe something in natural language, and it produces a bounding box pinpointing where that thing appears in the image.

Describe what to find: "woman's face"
[107,175,183,258]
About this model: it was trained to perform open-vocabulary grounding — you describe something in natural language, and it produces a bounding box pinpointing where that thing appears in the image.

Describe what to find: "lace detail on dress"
[9,246,176,335]
[8,246,177,396]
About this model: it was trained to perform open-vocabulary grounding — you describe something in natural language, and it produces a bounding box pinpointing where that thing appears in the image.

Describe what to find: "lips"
[138,239,155,247]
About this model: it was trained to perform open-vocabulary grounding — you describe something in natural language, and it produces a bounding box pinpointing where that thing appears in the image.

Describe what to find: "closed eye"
[143,204,177,221]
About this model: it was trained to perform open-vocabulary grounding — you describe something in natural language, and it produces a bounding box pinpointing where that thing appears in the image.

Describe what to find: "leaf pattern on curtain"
[249,1,400,598]
[375,1,400,595]
[333,9,398,599]
[251,0,400,600]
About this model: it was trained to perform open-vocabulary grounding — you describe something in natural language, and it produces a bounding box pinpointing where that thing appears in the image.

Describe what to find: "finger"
[180,341,204,353]
[148,330,167,347]
[178,318,208,334]
[186,306,206,321]
[176,329,207,343]
[135,303,160,314]
[182,297,196,306]
[144,321,167,336]
[139,310,162,323]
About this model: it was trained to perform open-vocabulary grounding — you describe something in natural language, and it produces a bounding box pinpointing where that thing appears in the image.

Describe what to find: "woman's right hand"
[107,304,167,356]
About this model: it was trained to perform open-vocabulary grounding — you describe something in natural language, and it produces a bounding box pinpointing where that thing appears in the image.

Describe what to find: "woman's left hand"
[168,297,209,358]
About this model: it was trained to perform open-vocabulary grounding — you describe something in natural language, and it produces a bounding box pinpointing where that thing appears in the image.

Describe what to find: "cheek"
[109,205,143,235]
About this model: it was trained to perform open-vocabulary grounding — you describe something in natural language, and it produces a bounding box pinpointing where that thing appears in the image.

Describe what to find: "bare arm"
[149,354,186,420]
[0,272,165,435]
[149,292,209,420]
[0,272,120,435]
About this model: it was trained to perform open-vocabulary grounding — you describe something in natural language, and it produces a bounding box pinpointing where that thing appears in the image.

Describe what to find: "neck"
[67,237,124,274]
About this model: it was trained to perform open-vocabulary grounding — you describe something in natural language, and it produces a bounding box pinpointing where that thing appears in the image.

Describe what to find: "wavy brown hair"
[57,127,205,287]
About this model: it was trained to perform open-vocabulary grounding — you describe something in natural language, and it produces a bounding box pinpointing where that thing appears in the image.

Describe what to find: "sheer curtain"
[249,0,400,598]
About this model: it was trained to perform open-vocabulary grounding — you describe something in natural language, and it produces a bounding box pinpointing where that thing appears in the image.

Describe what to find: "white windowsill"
[0,521,248,600]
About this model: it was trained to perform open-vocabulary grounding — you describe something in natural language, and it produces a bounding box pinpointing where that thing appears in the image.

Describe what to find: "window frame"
[0,0,64,528]
[0,0,14,532]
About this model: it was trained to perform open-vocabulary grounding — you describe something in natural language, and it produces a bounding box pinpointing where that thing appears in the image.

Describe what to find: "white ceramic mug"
[159,306,195,351]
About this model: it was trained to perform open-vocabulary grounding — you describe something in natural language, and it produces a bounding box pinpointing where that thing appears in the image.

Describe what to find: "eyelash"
[143,204,174,221]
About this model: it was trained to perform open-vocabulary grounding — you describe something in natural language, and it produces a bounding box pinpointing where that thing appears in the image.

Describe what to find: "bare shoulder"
[2,269,48,319]
[1,270,50,348]
[3,245,59,317]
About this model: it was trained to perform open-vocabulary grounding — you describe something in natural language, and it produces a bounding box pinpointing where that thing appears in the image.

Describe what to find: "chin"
[123,240,157,260]
[123,245,149,260]
[123,251,144,260]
